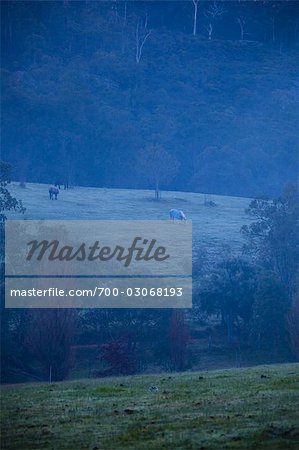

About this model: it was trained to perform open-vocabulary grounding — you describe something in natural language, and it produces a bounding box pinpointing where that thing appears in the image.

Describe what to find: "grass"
[5,185,297,448]
[1,363,299,449]
[8,182,253,258]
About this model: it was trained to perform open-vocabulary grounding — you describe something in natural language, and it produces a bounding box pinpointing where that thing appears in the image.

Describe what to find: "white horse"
[169,209,186,221]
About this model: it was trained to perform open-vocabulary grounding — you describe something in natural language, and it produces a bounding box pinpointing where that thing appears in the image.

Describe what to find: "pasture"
[8,183,252,259]
[1,363,299,449]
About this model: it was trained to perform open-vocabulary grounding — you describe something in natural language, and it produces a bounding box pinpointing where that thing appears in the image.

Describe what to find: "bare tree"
[270,2,284,44]
[287,293,299,359]
[205,1,224,40]
[137,144,179,200]
[237,16,246,41]
[169,310,189,371]
[135,19,151,64]
[26,309,76,381]
[16,152,29,188]
[271,16,276,43]
[123,1,127,26]
[57,131,80,188]
[192,0,200,36]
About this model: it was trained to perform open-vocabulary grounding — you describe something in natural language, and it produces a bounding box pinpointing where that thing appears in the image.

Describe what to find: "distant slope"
[8,183,252,257]
[1,363,299,449]
[2,1,298,197]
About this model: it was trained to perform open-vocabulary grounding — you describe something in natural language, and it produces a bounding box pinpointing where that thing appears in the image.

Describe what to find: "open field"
[1,363,299,449]
[8,183,252,258]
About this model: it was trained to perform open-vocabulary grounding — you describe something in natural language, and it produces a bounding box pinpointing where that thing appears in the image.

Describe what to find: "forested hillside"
[1,1,298,196]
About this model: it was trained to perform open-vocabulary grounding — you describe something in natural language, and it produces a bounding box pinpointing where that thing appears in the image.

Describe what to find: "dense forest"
[1,1,298,197]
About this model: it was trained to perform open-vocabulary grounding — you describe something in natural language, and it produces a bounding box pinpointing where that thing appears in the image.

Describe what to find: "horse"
[169,209,187,221]
[49,185,59,200]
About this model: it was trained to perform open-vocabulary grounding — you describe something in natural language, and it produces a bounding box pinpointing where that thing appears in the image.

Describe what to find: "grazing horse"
[169,209,187,221]
[49,185,59,200]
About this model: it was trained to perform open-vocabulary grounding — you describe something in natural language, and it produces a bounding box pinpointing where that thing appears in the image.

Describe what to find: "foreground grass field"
[1,364,299,450]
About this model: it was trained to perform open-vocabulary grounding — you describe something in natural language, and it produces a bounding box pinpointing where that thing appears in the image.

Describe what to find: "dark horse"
[49,185,59,200]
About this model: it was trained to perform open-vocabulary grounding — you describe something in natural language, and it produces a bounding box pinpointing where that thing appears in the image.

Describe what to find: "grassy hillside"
[1,363,299,449]
[8,182,252,258]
